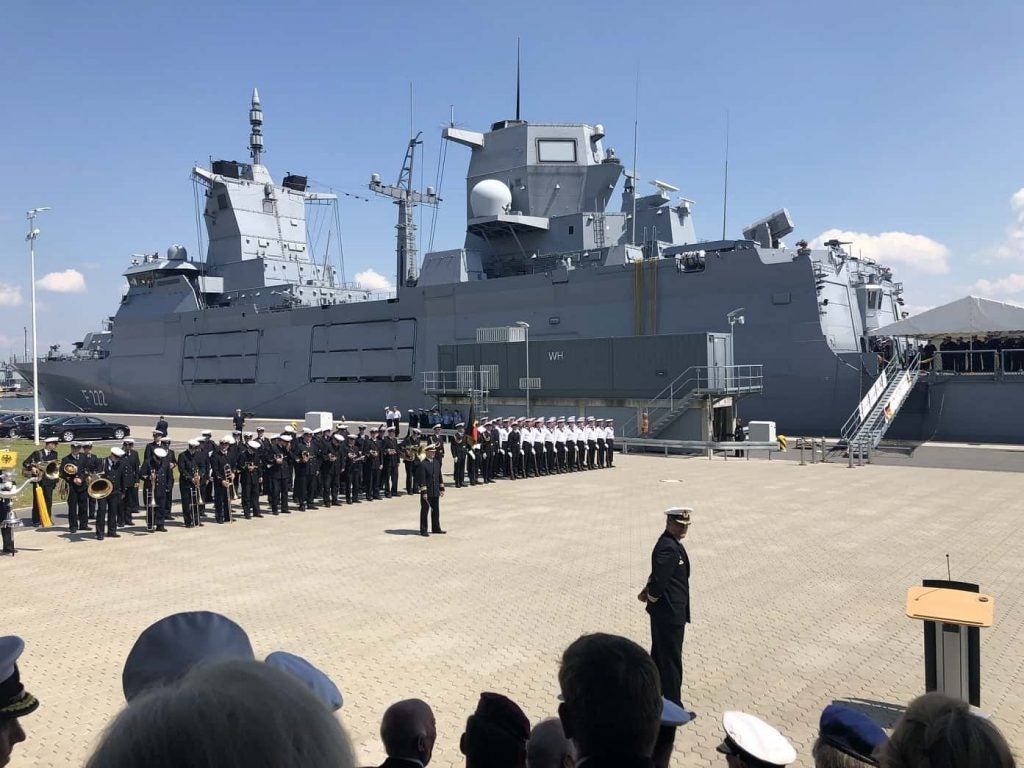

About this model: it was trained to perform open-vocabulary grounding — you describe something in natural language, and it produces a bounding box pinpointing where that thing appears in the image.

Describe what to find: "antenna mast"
[516,37,521,120]
[369,130,440,288]
[249,88,264,165]
[721,110,730,240]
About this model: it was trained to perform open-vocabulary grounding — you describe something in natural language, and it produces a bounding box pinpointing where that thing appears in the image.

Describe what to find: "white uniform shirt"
[605,425,614,440]
[541,427,552,442]
[554,426,565,443]
[498,427,509,444]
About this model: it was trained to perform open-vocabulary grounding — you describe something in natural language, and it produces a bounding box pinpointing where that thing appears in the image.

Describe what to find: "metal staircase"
[624,364,764,438]
[841,353,921,453]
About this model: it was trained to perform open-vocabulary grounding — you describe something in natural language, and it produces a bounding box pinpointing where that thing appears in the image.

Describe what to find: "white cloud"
[811,229,951,274]
[988,187,1024,262]
[354,268,394,292]
[970,273,1024,298]
[0,283,22,307]
[36,269,87,293]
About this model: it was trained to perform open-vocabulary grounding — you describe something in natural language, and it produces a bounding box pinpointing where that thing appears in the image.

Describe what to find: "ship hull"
[23,251,872,434]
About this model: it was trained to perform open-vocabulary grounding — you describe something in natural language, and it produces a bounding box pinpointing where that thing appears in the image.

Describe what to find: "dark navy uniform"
[643,519,691,708]
[415,451,445,536]
[22,443,58,526]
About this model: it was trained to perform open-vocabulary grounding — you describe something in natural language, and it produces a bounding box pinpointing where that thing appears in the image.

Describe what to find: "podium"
[906,579,994,707]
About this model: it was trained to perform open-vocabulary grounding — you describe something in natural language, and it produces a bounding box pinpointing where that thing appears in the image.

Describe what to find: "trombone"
[146,470,156,532]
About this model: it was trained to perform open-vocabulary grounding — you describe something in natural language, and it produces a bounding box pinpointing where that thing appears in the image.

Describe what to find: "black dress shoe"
[156,526,168,532]
[432,529,447,535]
[420,531,429,537]
[109,532,121,538]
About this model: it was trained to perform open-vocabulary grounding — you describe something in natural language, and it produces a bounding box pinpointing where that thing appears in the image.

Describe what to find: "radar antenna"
[249,88,264,165]
[369,132,440,287]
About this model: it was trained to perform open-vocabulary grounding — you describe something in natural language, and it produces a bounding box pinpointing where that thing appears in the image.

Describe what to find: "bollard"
[810,438,817,464]
[799,438,806,465]
[821,436,827,463]
[866,443,872,464]
[848,443,854,468]
[857,444,864,466]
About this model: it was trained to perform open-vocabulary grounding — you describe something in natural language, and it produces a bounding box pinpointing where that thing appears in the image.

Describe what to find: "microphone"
[946,554,952,581]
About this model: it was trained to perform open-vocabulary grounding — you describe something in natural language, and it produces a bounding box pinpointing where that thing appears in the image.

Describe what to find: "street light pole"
[515,321,530,417]
[26,207,51,446]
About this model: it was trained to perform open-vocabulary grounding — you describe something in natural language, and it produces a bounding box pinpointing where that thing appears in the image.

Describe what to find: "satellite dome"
[166,244,188,260]
[470,179,512,218]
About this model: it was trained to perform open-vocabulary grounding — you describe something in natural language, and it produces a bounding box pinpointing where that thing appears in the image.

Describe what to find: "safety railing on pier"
[622,364,764,438]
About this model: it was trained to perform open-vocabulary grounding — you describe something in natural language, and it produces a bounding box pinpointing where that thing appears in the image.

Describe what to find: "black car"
[0,413,34,438]
[15,415,131,442]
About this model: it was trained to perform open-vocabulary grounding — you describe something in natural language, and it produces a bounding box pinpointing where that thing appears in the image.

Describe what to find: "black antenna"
[515,37,521,121]
[721,109,730,240]
[946,553,952,581]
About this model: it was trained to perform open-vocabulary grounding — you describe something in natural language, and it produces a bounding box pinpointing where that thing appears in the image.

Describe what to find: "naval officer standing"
[639,507,692,757]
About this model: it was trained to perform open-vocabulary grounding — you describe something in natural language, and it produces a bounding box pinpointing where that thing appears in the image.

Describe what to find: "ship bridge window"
[537,139,577,163]
[217,193,229,210]
[866,289,882,310]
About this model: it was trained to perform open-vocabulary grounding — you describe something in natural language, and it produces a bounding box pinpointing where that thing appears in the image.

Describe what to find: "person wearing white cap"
[210,437,236,524]
[177,440,205,528]
[595,419,607,468]
[716,711,796,768]
[121,437,141,526]
[61,441,89,533]
[267,434,292,515]
[0,635,39,766]
[145,447,173,533]
[584,417,599,470]
[638,507,693,761]
[95,447,127,540]
[604,419,615,468]
[240,439,264,519]
[564,417,577,472]
[573,418,586,472]
[542,418,556,474]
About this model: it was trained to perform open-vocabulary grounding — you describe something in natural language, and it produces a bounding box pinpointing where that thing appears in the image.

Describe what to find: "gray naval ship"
[25,89,930,441]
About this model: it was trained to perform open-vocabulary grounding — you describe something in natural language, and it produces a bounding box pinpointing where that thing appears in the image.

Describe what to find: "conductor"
[638,506,692,759]
[415,444,445,537]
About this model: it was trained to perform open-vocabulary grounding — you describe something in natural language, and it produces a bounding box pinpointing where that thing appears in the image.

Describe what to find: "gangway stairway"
[624,364,763,438]
[840,353,921,453]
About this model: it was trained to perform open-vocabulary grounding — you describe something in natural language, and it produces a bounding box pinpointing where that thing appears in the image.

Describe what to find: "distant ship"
[26,88,981,443]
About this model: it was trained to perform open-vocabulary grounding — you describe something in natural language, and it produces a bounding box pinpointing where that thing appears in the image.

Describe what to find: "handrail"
[848,352,921,450]
[421,370,492,395]
[841,354,902,443]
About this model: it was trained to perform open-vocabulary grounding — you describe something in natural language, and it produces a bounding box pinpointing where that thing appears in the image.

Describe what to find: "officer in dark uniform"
[415,444,445,537]
[507,422,522,479]
[22,438,58,527]
[294,430,318,510]
[176,439,203,528]
[147,447,173,532]
[96,448,126,540]
[639,506,692,760]
[209,437,235,524]
[121,438,140,525]
[61,442,89,533]
[382,426,400,498]
[343,434,363,504]
[400,428,420,495]
[81,442,102,521]
[267,434,292,514]
[322,433,343,506]
[450,423,468,487]
[240,439,263,519]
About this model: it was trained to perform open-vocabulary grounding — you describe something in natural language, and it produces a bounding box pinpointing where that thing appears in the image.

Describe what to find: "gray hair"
[86,660,355,768]
[527,718,575,768]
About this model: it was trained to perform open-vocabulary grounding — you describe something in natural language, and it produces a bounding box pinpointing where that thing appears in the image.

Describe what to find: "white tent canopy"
[871,295,1024,337]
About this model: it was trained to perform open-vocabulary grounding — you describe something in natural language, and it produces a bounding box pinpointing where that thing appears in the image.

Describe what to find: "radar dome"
[167,244,188,261]
[470,179,512,218]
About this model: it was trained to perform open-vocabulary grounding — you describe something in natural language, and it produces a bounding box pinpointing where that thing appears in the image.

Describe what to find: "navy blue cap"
[819,705,886,766]
[661,698,696,727]
[265,651,343,711]
[122,611,255,701]
[0,636,38,719]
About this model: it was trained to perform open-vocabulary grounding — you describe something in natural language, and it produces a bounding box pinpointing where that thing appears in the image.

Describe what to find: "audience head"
[460,692,530,768]
[557,633,661,759]
[879,692,1015,768]
[813,705,886,767]
[527,718,575,768]
[381,698,437,766]
[716,711,796,768]
[87,660,355,768]
[122,611,255,701]
[0,637,38,768]
[264,651,343,712]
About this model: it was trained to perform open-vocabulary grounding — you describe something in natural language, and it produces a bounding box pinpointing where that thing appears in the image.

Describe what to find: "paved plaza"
[6,452,1023,767]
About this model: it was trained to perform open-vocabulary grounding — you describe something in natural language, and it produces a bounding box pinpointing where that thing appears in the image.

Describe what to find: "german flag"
[467,404,478,447]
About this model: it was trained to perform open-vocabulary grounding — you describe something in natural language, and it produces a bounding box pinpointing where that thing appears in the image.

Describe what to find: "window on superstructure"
[537,139,577,163]
[217,194,229,210]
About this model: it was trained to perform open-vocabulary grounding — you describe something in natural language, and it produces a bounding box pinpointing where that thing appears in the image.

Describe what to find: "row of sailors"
[449,415,615,487]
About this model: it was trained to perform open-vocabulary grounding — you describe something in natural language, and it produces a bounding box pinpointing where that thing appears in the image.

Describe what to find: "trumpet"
[86,473,113,500]
[23,460,60,481]
[273,454,284,465]
[300,450,311,464]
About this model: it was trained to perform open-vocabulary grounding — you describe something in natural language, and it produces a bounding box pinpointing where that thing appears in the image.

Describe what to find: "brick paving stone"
[5,453,1024,767]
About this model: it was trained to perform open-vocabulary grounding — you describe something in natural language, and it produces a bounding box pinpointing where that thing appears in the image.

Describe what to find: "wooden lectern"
[906,579,994,707]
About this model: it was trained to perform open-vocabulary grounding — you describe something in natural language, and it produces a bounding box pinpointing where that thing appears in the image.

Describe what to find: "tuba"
[24,460,60,481]
[87,473,113,500]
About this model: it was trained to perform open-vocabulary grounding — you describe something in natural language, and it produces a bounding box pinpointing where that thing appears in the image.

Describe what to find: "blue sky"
[2,0,1023,358]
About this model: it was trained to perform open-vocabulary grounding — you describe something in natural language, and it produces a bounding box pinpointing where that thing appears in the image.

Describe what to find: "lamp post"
[515,321,530,417]
[26,207,51,446]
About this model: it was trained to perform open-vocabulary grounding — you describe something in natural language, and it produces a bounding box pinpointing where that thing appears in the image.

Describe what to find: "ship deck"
[7,449,1024,767]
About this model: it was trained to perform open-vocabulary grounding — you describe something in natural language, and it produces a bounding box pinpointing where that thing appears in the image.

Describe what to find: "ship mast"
[249,87,264,165]
[370,132,439,288]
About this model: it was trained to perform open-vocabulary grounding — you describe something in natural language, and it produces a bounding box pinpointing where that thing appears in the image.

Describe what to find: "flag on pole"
[35,485,52,528]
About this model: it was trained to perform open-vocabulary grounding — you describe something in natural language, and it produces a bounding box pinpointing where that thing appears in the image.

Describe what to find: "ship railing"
[840,354,903,444]
[925,348,1024,375]
[421,370,492,396]
[623,364,764,437]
